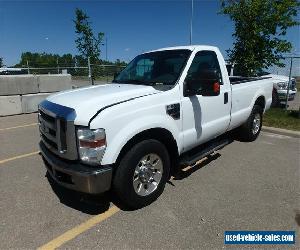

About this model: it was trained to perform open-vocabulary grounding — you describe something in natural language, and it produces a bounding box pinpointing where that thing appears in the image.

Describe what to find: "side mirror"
[184,69,221,97]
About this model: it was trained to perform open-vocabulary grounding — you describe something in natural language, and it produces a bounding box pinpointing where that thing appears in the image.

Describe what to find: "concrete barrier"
[21,93,51,113]
[0,95,22,116]
[38,74,72,93]
[0,75,39,95]
[0,74,72,116]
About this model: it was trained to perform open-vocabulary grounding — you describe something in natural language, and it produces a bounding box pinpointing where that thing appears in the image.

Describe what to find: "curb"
[262,126,300,138]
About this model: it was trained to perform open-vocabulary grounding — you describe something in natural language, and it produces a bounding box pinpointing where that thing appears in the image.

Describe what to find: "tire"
[237,105,263,142]
[112,139,170,209]
[271,89,279,107]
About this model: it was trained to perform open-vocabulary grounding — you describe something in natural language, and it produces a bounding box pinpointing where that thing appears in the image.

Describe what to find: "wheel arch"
[254,95,266,112]
[115,128,179,176]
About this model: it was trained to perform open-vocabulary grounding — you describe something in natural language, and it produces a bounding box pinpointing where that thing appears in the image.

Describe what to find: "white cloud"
[124,48,130,52]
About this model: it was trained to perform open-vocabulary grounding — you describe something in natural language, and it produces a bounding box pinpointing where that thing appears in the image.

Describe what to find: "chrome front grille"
[38,100,77,160]
[39,109,59,151]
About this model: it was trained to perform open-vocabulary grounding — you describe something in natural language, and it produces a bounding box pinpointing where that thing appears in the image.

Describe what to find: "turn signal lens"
[79,139,106,148]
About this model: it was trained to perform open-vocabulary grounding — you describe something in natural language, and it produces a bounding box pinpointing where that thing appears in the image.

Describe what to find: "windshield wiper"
[113,79,166,86]
[112,79,142,84]
[124,79,145,84]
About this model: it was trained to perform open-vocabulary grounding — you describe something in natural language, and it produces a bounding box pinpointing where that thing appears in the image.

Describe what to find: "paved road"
[288,92,300,111]
[0,113,299,249]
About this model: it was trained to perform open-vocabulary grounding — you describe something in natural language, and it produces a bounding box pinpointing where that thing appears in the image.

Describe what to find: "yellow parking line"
[0,123,37,131]
[0,151,39,165]
[38,205,120,250]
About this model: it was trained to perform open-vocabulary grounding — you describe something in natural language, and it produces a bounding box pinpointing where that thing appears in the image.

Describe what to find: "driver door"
[181,50,231,151]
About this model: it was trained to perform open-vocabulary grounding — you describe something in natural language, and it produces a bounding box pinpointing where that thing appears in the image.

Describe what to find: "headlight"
[77,128,106,165]
[277,82,288,90]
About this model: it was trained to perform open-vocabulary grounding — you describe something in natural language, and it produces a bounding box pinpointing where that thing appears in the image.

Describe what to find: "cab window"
[186,51,222,84]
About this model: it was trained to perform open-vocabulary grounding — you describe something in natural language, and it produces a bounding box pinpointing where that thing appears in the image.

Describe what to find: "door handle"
[224,92,228,104]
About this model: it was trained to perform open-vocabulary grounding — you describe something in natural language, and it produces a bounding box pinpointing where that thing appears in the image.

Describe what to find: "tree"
[74,8,104,64]
[15,52,75,68]
[114,59,127,66]
[0,57,3,67]
[221,0,300,76]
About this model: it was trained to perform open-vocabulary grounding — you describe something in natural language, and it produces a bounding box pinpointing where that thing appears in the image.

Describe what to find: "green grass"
[263,108,300,131]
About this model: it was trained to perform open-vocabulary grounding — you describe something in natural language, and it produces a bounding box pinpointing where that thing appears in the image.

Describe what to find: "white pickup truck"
[264,73,297,106]
[39,45,273,208]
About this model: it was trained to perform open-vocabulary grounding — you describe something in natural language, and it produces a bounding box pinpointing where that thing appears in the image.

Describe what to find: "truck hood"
[268,74,294,82]
[47,83,161,125]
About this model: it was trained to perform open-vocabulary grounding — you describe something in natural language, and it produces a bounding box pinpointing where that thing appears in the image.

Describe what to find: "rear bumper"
[40,142,112,194]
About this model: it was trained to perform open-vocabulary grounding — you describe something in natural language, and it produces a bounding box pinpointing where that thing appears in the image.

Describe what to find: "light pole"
[190,0,194,45]
[285,57,293,110]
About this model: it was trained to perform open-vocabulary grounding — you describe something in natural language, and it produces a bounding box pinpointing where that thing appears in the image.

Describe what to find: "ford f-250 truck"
[39,45,273,208]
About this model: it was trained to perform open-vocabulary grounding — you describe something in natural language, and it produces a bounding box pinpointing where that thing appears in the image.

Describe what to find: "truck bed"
[229,76,271,85]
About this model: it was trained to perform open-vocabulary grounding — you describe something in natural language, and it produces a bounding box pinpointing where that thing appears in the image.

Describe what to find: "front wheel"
[112,139,170,209]
[237,105,263,142]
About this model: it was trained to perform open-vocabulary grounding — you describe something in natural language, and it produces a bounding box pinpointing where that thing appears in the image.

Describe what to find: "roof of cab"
[145,45,218,54]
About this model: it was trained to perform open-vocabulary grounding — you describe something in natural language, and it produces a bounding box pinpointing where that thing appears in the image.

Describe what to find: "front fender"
[100,115,181,165]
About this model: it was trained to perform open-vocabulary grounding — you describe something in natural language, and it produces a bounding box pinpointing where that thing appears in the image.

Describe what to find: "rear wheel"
[113,139,170,209]
[237,105,263,142]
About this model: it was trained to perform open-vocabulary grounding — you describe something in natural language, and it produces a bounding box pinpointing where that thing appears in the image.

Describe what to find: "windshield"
[113,49,191,86]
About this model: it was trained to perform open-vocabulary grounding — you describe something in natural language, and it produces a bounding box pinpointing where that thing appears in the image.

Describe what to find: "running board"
[179,137,233,167]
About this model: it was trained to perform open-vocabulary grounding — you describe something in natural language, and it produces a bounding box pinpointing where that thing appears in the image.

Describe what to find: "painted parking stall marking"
[38,206,120,250]
[0,151,40,165]
[0,123,37,131]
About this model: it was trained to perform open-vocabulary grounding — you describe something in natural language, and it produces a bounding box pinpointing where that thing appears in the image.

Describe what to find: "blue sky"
[0,0,299,67]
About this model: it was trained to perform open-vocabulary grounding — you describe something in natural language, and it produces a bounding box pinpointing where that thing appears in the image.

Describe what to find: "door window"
[186,50,222,86]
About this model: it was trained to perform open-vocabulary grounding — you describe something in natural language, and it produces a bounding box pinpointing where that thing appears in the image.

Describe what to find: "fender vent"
[166,103,180,120]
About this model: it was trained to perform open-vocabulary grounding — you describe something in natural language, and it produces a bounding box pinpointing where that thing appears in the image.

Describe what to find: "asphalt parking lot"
[0,113,299,249]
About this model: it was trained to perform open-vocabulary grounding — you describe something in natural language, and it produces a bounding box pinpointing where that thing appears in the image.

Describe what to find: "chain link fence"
[91,64,126,83]
[0,60,126,88]
[268,56,300,77]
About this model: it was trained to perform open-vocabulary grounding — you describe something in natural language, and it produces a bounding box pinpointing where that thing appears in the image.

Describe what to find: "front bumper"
[277,89,297,101]
[40,142,112,194]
